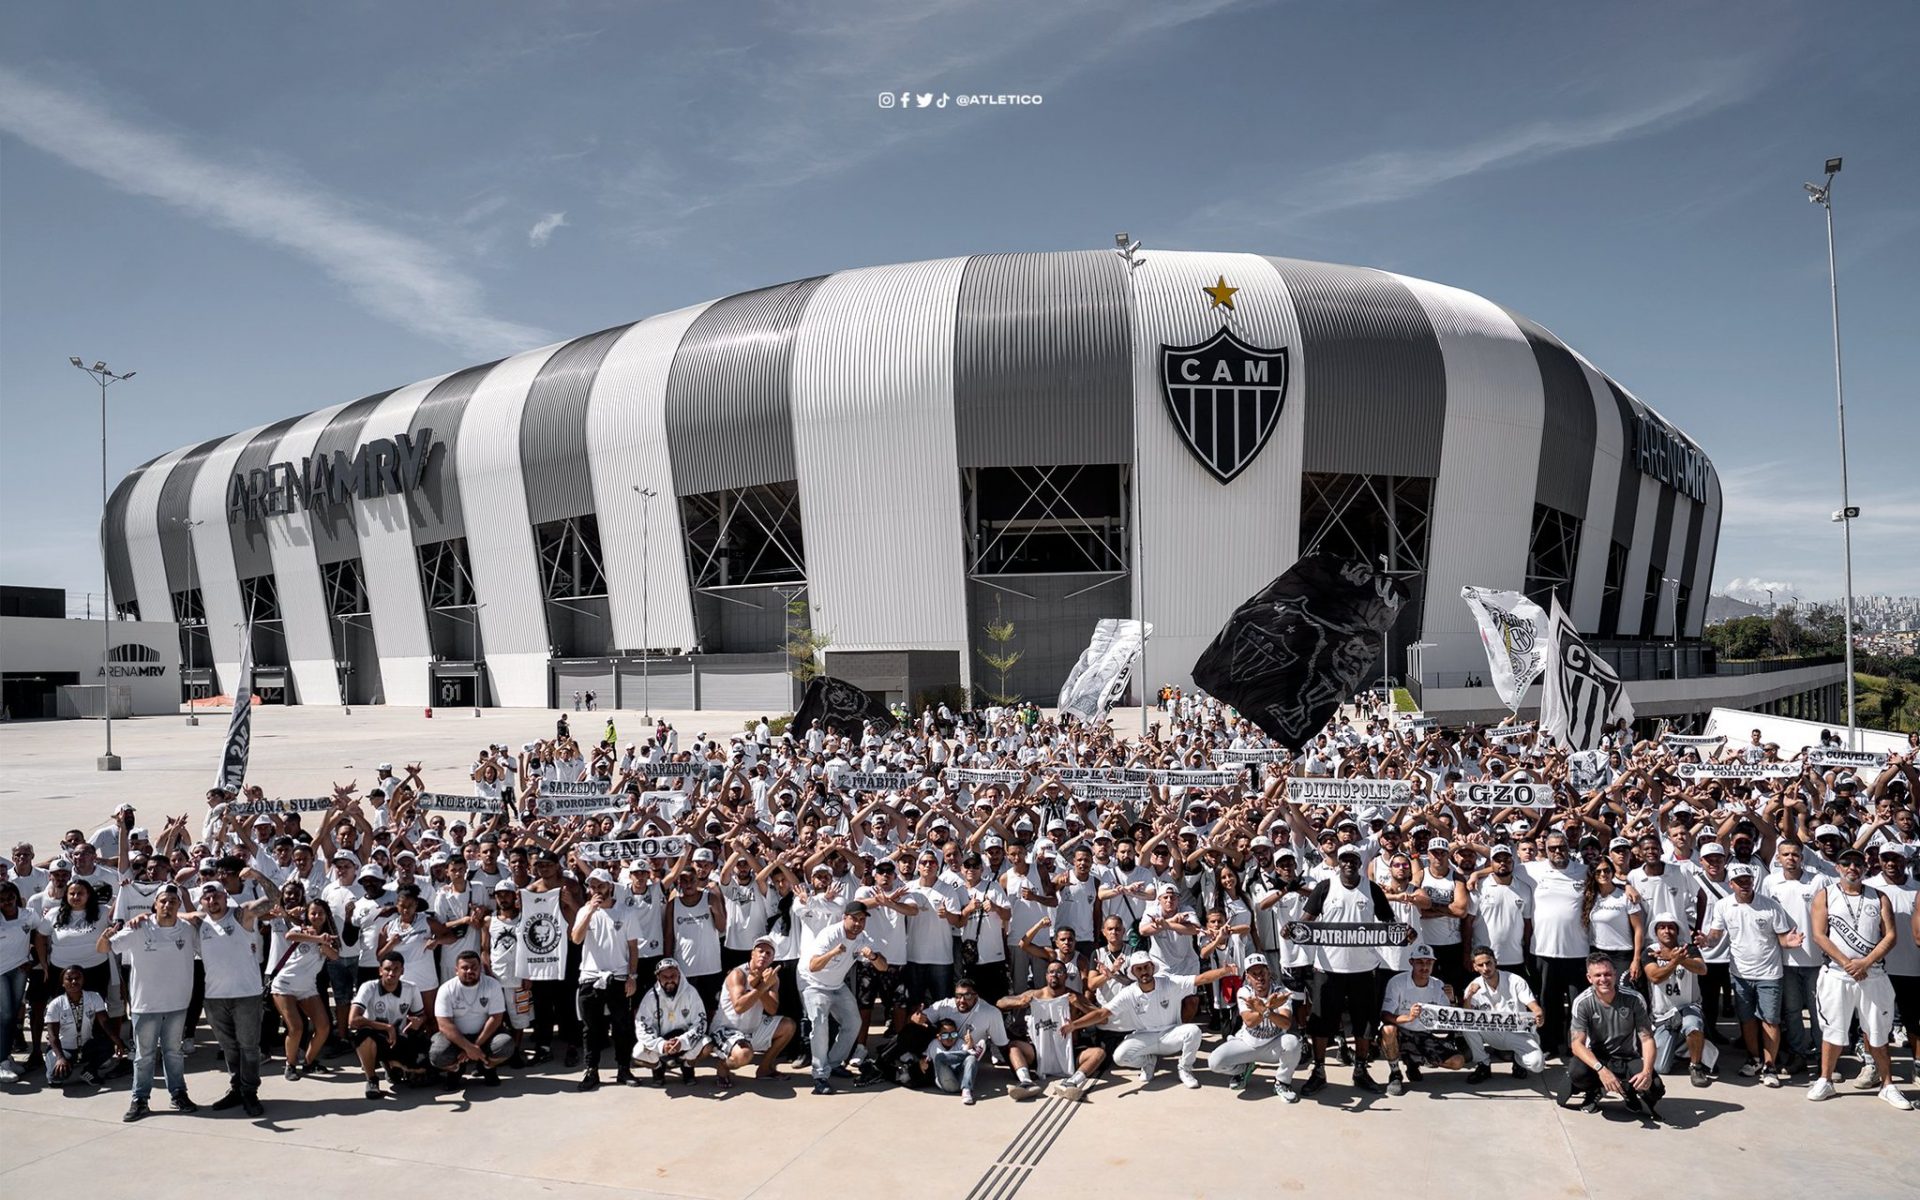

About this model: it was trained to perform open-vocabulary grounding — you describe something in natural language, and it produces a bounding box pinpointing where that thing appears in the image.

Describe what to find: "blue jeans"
[0,966,26,1060]
[1730,975,1782,1025]
[931,1046,980,1093]
[130,1009,189,1101]
[1652,1004,1705,1071]
[1779,965,1819,1058]
[801,984,861,1081]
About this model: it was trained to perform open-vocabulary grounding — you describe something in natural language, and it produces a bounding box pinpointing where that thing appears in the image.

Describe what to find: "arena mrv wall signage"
[1631,409,1708,503]
[226,429,439,522]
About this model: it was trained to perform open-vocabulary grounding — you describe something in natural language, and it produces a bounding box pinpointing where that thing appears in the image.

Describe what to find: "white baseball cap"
[1408,942,1436,961]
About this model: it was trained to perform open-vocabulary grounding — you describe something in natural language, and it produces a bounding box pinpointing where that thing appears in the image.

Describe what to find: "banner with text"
[1287,777,1415,806]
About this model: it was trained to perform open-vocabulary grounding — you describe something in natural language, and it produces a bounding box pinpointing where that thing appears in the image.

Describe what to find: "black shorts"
[1309,970,1382,1041]
[856,960,909,1009]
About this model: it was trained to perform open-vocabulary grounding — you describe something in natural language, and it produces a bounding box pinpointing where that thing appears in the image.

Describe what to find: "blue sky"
[3,0,1915,611]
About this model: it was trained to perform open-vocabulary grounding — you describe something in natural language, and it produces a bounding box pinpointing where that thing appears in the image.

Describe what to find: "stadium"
[99,249,1825,723]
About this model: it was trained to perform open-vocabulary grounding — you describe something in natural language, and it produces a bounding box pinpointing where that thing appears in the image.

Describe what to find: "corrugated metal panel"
[1267,258,1446,477]
[1639,486,1678,637]
[353,375,450,706]
[1393,275,1545,685]
[552,661,617,701]
[1133,252,1308,690]
[264,403,351,707]
[125,445,192,626]
[104,455,161,612]
[188,427,270,689]
[407,361,502,545]
[585,303,712,654]
[1565,350,1626,632]
[695,662,790,710]
[1653,492,1690,638]
[156,436,229,598]
[791,258,972,662]
[522,323,636,525]
[455,341,567,706]
[953,251,1132,467]
[306,392,393,566]
[623,660,693,710]
[1502,310,1596,520]
[225,415,305,582]
[1678,495,1706,636]
[662,275,827,496]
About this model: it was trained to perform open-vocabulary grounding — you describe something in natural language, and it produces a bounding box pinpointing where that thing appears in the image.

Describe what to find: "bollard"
[425,707,433,718]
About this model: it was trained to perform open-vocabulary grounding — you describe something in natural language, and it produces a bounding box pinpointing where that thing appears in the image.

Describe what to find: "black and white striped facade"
[102,250,1720,710]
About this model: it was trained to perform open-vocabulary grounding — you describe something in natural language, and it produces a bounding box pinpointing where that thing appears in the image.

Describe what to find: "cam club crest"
[1159,325,1289,484]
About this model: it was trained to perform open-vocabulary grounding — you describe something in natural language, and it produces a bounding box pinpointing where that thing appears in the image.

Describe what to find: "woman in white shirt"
[1580,861,1647,986]
[378,885,450,1006]
[269,898,340,1080]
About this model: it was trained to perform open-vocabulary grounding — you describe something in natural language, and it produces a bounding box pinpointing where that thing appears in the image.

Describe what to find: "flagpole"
[1113,234,1148,736]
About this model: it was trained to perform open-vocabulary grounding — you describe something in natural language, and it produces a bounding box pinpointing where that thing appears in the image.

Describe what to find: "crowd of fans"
[2,694,1915,1130]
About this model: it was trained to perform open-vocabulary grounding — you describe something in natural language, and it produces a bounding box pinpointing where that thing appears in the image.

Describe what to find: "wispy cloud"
[527,211,568,247]
[1189,62,1756,237]
[0,67,552,357]
[1713,459,1920,597]
[605,0,1265,246]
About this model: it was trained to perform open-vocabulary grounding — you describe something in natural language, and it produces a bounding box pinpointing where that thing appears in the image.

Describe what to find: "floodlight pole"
[1114,233,1148,734]
[74,358,134,769]
[176,517,204,725]
[634,485,658,723]
[1805,158,1857,747]
[1661,576,1682,680]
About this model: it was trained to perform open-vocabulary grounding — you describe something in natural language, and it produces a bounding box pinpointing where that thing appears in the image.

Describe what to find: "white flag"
[214,633,254,793]
[1460,586,1548,711]
[1540,596,1633,751]
[1057,619,1151,724]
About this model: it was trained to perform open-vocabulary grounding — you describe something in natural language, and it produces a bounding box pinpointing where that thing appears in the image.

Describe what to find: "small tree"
[784,593,832,682]
[977,597,1023,705]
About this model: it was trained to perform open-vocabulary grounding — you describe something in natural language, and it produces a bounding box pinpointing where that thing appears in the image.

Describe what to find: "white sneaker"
[1853,1064,1882,1090]
[1138,1063,1155,1084]
[0,1062,18,1083]
[1879,1085,1914,1111]
[1177,1069,1200,1090]
[1806,1077,1836,1101]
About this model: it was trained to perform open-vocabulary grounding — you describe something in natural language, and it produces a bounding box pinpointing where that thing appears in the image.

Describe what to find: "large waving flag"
[1460,586,1548,711]
[1540,596,1633,751]
[1058,619,1151,724]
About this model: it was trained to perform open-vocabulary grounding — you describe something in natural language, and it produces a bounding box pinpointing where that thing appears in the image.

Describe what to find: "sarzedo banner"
[541,780,620,797]
[1809,748,1888,770]
[1676,762,1799,781]
[576,837,689,861]
[1287,777,1415,805]
[1422,1005,1537,1035]
[1282,921,1416,947]
[1456,782,1555,809]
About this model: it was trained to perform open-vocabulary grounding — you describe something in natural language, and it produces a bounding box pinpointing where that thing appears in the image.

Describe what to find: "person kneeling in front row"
[1205,955,1304,1101]
[1567,951,1664,1124]
[428,951,513,1087]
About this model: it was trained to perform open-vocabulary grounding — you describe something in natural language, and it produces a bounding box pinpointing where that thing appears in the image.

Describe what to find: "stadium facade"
[102,250,1747,716]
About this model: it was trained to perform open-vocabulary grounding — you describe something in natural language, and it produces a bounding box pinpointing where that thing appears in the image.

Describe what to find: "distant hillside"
[1705,593,1766,624]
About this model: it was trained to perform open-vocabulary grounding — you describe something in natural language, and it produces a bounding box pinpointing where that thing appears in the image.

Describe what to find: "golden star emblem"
[1202,275,1239,310]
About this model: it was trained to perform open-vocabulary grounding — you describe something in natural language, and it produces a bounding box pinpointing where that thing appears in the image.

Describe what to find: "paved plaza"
[0,708,1915,1198]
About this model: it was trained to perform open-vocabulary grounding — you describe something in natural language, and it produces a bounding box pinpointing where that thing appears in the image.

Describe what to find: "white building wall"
[585,305,710,656]
[455,343,566,706]
[352,376,447,708]
[1567,352,1626,632]
[1132,252,1308,691]
[124,446,191,629]
[1395,277,1546,684]
[188,428,267,691]
[790,258,972,679]
[264,404,349,706]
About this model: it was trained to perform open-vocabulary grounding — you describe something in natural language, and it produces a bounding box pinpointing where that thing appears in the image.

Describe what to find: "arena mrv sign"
[226,429,440,522]
[1632,409,1708,503]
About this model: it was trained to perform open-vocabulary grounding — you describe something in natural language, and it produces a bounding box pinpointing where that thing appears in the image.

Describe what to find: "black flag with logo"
[1191,554,1403,749]
[794,675,897,738]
